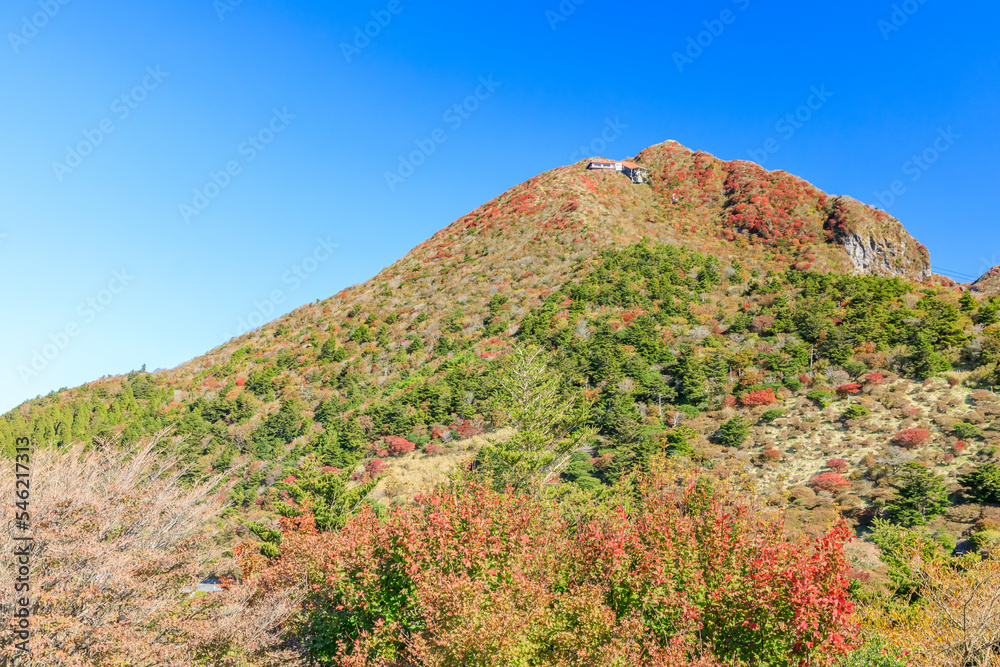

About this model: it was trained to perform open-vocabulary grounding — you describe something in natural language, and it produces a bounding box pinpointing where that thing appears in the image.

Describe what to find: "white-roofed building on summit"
[586,159,649,184]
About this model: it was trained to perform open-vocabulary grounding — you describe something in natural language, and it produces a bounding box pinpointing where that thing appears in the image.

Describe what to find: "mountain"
[2,140,937,448]
[4,139,998,541]
[971,266,1000,295]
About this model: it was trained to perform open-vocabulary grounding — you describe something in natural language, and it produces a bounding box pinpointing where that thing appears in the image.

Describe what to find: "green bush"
[807,390,834,406]
[952,422,983,440]
[836,637,909,667]
[970,530,1000,553]
[843,404,871,420]
[761,408,786,422]
[843,361,867,378]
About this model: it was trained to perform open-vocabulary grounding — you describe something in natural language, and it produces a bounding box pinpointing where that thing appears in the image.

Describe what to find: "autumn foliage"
[241,468,857,666]
[740,388,777,407]
[893,428,930,449]
[0,433,301,666]
[810,472,852,493]
[864,372,886,385]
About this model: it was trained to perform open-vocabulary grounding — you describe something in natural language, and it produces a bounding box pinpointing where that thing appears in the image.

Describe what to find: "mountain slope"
[3,140,937,450]
[9,140,1000,547]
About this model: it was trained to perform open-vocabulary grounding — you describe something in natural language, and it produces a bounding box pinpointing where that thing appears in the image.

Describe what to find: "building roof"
[620,160,645,170]
[588,159,618,166]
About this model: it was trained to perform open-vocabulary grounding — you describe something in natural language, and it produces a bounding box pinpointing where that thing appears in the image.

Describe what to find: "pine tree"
[959,290,977,313]
[675,345,707,406]
[887,462,951,527]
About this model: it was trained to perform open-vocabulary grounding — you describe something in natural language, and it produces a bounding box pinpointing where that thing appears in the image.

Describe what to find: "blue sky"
[2,0,998,413]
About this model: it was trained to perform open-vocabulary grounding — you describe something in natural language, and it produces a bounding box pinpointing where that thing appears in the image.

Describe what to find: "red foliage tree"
[385,435,416,456]
[452,416,485,439]
[894,428,930,449]
[836,383,863,396]
[826,458,848,474]
[810,472,852,493]
[740,388,777,407]
[864,373,886,386]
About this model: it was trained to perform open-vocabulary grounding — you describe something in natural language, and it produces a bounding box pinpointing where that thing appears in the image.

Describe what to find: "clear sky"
[2,0,998,413]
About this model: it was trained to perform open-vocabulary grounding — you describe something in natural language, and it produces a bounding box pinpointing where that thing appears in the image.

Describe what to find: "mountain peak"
[971,266,1000,294]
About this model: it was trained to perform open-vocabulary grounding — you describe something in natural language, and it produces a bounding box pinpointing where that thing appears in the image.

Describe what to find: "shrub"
[971,530,1000,554]
[836,637,910,667]
[952,422,983,440]
[243,470,858,666]
[385,435,416,456]
[972,518,1000,534]
[761,408,786,422]
[811,473,852,493]
[762,447,783,463]
[843,361,867,378]
[827,458,849,474]
[893,428,930,449]
[836,383,863,396]
[843,404,871,420]
[452,416,485,439]
[365,458,387,477]
[424,443,444,456]
[740,388,777,407]
[807,390,834,406]
[864,372,887,386]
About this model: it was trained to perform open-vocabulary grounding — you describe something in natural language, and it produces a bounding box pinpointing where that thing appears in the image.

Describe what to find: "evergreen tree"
[251,399,305,459]
[959,463,1000,503]
[886,462,951,527]
[675,345,707,406]
[907,331,952,379]
[959,290,977,313]
[717,417,749,447]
